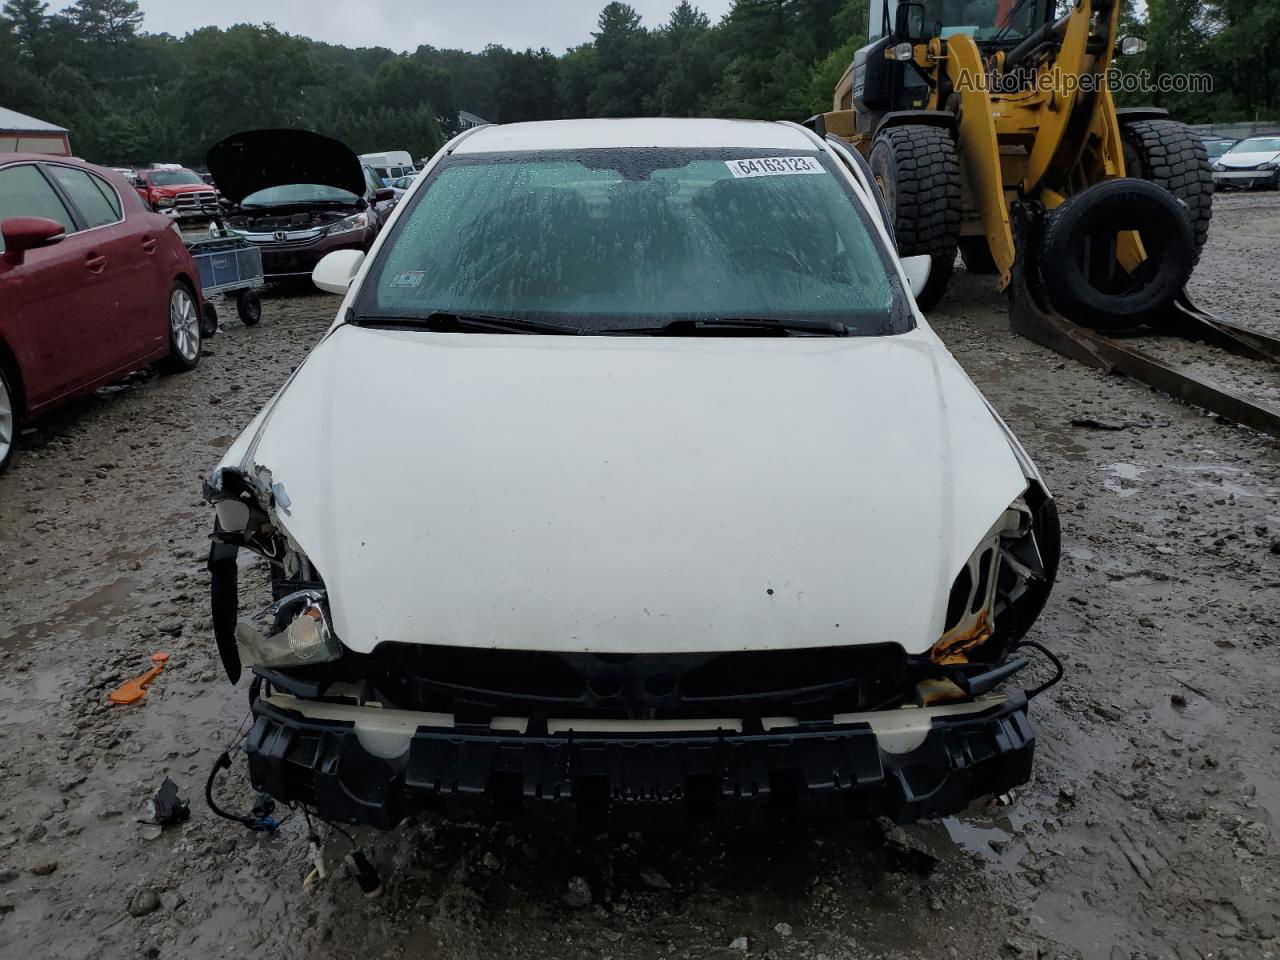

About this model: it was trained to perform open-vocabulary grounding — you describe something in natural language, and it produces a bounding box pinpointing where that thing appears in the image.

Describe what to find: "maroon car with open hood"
[206,129,394,281]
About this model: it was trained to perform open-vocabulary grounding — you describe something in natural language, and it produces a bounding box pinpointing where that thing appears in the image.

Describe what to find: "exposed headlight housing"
[1212,162,1225,172]
[327,212,369,236]
[236,590,343,669]
[931,489,1059,667]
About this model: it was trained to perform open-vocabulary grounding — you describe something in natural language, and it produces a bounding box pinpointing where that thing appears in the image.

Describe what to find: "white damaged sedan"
[205,118,1061,830]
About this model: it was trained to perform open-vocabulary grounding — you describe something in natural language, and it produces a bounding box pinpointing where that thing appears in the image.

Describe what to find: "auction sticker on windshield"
[725,156,825,178]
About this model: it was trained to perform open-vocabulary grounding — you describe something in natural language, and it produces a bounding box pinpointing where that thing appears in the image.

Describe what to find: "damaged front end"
[205,465,333,684]
[204,459,1062,831]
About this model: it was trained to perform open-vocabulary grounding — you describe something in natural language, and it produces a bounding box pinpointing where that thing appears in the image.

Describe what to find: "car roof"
[0,152,89,165]
[452,118,820,155]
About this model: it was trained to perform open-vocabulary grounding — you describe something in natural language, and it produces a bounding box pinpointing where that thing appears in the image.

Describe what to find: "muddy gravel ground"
[2,194,1278,960]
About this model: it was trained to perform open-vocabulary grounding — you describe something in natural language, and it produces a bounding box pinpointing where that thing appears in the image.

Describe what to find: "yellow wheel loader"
[807,0,1280,439]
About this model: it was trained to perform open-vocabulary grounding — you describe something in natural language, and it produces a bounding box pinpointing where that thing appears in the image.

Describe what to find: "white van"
[358,151,416,186]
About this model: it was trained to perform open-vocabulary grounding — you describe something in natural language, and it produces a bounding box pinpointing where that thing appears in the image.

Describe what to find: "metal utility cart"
[184,204,265,336]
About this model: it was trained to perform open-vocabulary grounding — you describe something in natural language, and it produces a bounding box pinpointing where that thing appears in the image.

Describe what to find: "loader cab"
[840,0,1055,135]
[874,0,1054,44]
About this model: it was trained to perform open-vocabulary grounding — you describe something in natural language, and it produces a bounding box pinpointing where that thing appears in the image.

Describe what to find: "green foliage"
[0,0,1273,165]
[1116,0,1280,121]
[496,48,563,122]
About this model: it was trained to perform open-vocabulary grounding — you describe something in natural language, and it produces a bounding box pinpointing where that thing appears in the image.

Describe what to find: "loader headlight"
[327,212,369,236]
[235,590,342,668]
[1117,36,1147,56]
[886,42,915,62]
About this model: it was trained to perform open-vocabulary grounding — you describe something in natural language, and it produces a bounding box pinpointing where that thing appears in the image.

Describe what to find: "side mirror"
[312,249,365,296]
[893,1,926,41]
[900,254,932,301]
[373,188,394,203]
[1,216,65,266]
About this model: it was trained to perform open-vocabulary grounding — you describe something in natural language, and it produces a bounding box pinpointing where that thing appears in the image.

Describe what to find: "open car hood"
[206,129,367,205]
[215,326,1030,657]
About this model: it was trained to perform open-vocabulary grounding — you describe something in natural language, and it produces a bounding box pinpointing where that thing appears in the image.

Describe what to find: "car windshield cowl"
[611,317,852,337]
[349,311,917,338]
[357,311,585,335]
[240,198,361,211]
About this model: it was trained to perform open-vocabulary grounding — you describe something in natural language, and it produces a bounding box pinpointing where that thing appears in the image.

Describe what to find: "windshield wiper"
[357,311,584,335]
[612,317,850,337]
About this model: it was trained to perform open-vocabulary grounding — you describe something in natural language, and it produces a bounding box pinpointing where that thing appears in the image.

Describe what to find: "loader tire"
[869,124,961,310]
[959,237,998,274]
[1038,178,1195,330]
[1121,119,1213,263]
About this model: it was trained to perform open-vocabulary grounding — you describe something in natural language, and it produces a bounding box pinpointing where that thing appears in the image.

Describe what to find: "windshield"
[876,0,1049,41]
[1230,138,1280,154]
[148,169,205,186]
[241,183,361,207]
[356,148,908,336]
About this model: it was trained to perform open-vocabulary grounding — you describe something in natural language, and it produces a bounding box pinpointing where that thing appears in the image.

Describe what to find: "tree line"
[0,0,1274,169]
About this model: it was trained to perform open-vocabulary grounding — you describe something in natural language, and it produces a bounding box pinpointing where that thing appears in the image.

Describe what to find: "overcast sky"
[135,1,737,54]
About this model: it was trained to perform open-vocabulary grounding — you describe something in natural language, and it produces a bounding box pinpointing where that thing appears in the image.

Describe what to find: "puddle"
[1164,460,1280,500]
[1003,404,1089,463]
[0,661,80,724]
[1103,462,1146,497]
[104,543,160,565]
[0,575,140,649]
[944,809,1030,872]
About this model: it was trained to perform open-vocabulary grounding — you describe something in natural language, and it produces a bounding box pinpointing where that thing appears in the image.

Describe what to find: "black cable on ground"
[1018,640,1065,699]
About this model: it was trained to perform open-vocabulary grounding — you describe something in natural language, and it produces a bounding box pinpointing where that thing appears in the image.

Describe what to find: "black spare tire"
[1037,178,1195,330]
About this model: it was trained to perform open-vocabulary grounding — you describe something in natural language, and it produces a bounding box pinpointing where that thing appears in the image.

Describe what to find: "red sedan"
[0,154,205,472]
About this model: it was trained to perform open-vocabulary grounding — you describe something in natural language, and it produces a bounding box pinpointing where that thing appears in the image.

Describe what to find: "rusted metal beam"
[1010,278,1280,439]
[1170,293,1280,364]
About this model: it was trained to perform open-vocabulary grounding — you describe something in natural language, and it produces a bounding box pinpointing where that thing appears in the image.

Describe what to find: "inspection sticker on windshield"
[725,156,824,178]
[389,271,425,289]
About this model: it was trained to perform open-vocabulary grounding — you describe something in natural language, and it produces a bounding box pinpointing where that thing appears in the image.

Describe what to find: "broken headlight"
[206,466,333,682]
[931,487,1059,666]
[236,590,343,669]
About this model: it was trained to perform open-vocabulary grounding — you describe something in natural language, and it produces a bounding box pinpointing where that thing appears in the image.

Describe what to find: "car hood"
[218,326,1029,657]
[1218,150,1279,168]
[146,183,215,195]
[206,129,367,205]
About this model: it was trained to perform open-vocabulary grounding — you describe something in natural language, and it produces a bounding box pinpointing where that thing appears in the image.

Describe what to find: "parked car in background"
[0,154,204,472]
[208,129,395,281]
[1212,135,1280,190]
[134,166,218,220]
[358,151,416,185]
[1202,138,1238,161]
[387,173,416,200]
[206,118,1061,832]
[111,166,138,184]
